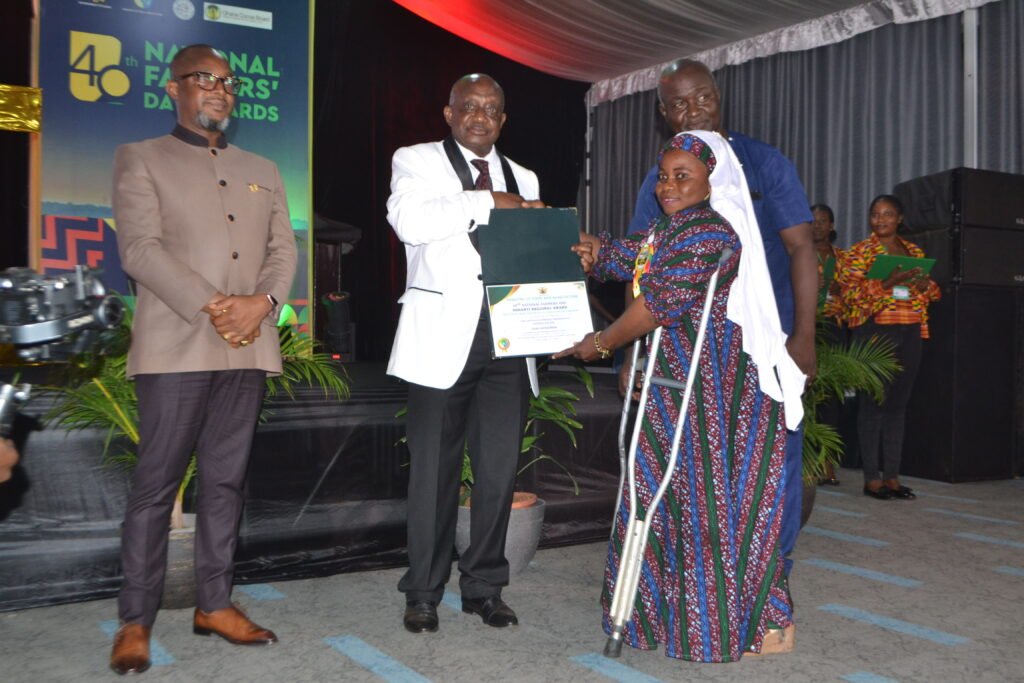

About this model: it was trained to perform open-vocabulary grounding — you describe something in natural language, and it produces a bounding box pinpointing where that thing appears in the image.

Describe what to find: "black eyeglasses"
[176,71,246,95]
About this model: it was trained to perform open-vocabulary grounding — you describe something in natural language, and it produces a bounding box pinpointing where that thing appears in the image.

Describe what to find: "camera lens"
[95,296,125,329]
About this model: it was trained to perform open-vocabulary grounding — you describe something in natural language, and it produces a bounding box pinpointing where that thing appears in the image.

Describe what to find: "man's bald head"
[658,59,717,100]
[657,59,723,135]
[170,44,228,76]
[166,44,236,138]
[444,73,507,157]
[449,73,505,110]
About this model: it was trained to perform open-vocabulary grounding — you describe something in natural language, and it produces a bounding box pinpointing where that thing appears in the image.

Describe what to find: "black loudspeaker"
[902,286,1019,482]
[1017,292,1024,479]
[322,292,356,361]
[312,215,361,357]
[893,167,1024,287]
[893,168,1024,481]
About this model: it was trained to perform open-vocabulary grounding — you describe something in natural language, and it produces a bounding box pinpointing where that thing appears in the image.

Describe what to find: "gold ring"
[240,340,249,346]
[222,334,231,341]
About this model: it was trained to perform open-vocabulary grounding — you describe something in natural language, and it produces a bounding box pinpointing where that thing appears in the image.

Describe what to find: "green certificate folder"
[476,208,593,358]
[477,208,584,284]
[865,254,936,280]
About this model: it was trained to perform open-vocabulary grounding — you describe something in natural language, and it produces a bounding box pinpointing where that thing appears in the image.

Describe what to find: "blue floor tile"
[325,635,430,682]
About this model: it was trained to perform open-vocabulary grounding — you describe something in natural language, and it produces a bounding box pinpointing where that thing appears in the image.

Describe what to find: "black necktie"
[471,159,492,191]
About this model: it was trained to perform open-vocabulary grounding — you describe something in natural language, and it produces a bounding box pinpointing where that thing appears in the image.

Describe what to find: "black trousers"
[118,370,265,626]
[853,321,922,483]
[399,313,527,603]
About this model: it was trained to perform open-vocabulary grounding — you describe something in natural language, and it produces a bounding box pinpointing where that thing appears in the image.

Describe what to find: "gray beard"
[196,112,231,132]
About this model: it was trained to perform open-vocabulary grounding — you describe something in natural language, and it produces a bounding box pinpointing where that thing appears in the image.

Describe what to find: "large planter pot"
[800,482,817,529]
[162,513,196,609]
[455,494,546,575]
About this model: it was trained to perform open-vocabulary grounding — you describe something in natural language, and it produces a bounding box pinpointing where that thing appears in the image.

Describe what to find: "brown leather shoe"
[110,623,152,675]
[193,604,278,645]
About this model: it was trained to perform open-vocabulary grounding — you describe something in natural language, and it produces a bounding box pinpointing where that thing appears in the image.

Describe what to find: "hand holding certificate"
[477,208,594,358]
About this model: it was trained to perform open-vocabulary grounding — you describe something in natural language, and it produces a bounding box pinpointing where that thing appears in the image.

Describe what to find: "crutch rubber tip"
[603,637,623,658]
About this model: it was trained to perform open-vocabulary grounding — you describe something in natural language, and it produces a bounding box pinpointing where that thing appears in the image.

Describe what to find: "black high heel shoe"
[863,486,893,500]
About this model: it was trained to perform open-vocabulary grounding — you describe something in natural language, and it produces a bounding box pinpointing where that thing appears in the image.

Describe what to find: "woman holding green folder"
[837,194,940,500]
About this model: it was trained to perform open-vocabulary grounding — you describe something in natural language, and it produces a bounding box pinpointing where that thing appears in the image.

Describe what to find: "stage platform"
[0,363,622,612]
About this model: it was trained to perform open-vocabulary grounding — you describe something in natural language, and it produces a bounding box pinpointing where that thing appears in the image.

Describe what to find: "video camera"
[0,266,124,437]
[0,265,124,362]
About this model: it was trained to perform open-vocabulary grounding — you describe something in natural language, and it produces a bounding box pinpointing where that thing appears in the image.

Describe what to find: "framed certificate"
[486,281,593,358]
[477,208,594,357]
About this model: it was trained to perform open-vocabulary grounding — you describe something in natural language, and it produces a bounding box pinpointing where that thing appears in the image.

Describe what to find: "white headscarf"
[681,130,805,430]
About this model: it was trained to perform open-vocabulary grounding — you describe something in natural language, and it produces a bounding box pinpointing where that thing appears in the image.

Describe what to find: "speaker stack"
[893,168,1024,482]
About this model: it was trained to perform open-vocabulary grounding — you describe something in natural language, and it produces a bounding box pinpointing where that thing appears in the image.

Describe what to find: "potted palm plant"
[46,304,349,605]
[799,319,899,524]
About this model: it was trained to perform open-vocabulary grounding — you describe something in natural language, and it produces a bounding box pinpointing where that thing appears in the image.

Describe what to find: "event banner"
[36,0,313,330]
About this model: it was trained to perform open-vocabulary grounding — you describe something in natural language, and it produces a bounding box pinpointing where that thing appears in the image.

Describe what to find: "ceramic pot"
[455,495,546,575]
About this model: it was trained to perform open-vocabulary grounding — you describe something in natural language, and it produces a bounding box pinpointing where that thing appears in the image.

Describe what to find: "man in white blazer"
[387,73,543,634]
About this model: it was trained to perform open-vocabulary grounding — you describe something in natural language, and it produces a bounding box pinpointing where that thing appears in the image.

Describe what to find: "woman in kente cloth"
[557,130,805,662]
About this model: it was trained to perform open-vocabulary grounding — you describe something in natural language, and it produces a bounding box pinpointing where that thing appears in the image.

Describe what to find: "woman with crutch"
[557,131,805,662]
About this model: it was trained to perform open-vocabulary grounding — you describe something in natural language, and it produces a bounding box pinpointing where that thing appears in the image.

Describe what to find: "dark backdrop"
[313,1,589,361]
[0,1,589,360]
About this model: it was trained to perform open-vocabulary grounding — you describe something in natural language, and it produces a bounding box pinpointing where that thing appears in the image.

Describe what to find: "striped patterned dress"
[593,205,791,662]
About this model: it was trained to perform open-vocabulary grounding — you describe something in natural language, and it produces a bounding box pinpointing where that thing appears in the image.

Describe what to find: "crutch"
[609,338,642,535]
[604,247,732,658]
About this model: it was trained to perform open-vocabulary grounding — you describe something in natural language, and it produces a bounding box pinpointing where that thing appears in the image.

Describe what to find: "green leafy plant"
[801,319,900,483]
[461,365,592,504]
[399,364,593,506]
[47,303,348,528]
[267,324,350,402]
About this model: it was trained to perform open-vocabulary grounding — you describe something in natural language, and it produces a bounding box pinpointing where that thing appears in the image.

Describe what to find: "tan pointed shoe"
[110,623,152,675]
[193,604,278,645]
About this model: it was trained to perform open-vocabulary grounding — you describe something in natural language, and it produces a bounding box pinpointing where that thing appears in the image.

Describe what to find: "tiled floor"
[3,469,1023,682]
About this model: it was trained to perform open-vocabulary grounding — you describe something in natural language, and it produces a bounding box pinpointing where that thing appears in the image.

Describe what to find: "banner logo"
[173,0,196,20]
[69,31,130,102]
[203,3,273,30]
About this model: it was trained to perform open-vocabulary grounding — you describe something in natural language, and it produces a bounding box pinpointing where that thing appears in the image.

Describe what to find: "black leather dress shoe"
[462,596,518,627]
[820,477,840,486]
[403,601,438,633]
[863,486,893,500]
[887,485,916,499]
